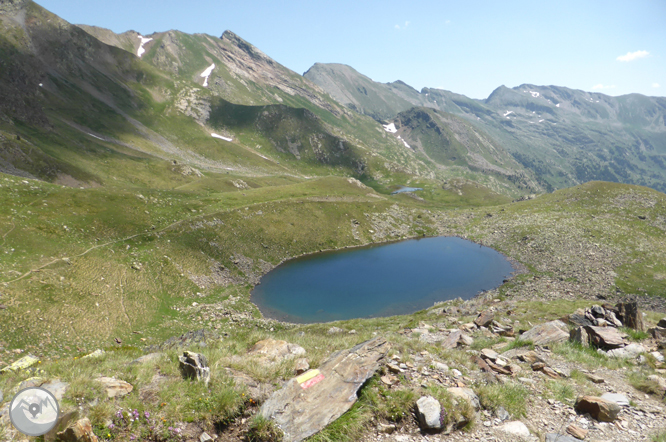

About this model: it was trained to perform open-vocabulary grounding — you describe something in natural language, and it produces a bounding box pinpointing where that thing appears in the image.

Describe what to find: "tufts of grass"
[653,431,666,442]
[628,371,666,398]
[544,380,576,405]
[246,416,284,442]
[621,327,650,342]
[424,385,475,431]
[477,382,530,419]
[360,378,417,423]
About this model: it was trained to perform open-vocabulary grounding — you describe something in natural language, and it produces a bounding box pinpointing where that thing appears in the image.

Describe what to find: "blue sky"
[37,0,665,99]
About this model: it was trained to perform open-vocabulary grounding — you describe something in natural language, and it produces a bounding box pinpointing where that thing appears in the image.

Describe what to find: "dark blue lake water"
[251,236,515,323]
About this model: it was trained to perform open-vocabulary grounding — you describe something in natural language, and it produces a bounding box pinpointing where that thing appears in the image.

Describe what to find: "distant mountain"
[1,2,466,191]
[305,63,666,193]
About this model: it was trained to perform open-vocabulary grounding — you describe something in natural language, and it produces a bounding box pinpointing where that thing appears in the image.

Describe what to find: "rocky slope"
[305,63,666,193]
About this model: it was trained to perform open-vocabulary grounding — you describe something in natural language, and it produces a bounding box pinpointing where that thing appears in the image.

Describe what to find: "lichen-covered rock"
[178,351,210,385]
[518,321,568,345]
[415,396,443,431]
[260,337,389,442]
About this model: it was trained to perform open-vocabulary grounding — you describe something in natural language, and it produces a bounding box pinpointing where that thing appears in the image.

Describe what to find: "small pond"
[251,236,515,323]
[391,186,424,194]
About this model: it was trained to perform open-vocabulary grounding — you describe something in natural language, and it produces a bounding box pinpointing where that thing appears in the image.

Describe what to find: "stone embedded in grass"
[447,387,480,411]
[327,326,344,334]
[600,342,647,359]
[441,330,474,349]
[260,337,389,442]
[81,349,105,359]
[247,338,306,366]
[95,377,133,398]
[574,396,621,422]
[517,320,569,346]
[294,358,309,375]
[415,396,443,431]
[178,351,210,386]
[0,354,39,373]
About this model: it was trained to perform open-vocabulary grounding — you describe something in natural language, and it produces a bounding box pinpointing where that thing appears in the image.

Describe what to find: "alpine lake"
[251,236,516,323]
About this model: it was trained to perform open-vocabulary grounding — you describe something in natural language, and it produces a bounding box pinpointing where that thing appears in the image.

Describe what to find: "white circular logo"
[9,387,60,436]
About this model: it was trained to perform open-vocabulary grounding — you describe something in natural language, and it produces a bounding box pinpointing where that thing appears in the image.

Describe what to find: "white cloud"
[616,50,649,62]
[592,84,617,90]
[653,83,661,88]
[395,21,410,30]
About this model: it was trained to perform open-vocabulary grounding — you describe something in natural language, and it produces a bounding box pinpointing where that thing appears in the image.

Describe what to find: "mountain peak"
[220,30,264,58]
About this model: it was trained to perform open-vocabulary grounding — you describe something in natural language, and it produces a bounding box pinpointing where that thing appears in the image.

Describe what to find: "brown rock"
[542,367,560,379]
[570,327,590,347]
[584,326,627,349]
[517,351,546,365]
[260,337,389,442]
[566,424,588,440]
[584,373,605,384]
[94,377,133,398]
[615,302,644,331]
[649,327,666,340]
[54,417,98,442]
[531,362,546,371]
[518,321,569,345]
[574,396,621,422]
[474,310,494,328]
[248,339,306,365]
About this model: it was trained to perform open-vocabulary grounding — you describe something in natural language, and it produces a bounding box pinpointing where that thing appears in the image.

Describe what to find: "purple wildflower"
[108,423,115,430]
[130,435,136,440]
[144,411,150,419]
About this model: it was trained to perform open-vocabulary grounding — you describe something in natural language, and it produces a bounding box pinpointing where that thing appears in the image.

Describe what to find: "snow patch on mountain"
[556,103,560,107]
[200,63,216,87]
[503,111,514,117]
[530,91,540,98]
[211,133,232,142]
[137,35,153,57]
[383,123,397,133]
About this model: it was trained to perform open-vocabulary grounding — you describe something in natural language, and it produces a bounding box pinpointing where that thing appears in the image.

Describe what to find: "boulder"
[0,354,39,373]
[480,348,500,361]
[474,311,494,328]
[415,396,443,431]
[500,421,530,438]
[584,326,627,349]
[54,417,98,442]
[569,327,589,347]
[447,387,480,410]
[649,327,666,340]
[260,337,389,442]
[568,310,594,327]
[602,343,647,359]
[517,321,568,346]
[94,377,133,398]
[615,302,644,331]
[247,339,306,365]
[574,396,621,422]
[658,318,666,328]
[178,351,210,385]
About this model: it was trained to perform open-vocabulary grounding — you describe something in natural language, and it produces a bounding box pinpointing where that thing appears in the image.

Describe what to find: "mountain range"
[0,0,665,197]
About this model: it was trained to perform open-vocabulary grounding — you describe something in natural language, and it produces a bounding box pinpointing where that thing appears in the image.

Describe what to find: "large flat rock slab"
[260,337,389,442]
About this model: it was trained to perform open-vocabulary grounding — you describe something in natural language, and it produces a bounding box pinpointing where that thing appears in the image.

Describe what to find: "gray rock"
[496,406,510,422]
[260,337,389,442]
[569,327,589,347]
[518,321,569,345]
[501,421,530,437]
[200,432,213,442]
[178,351,210,385]
[602,343,647,359]
[42,380,69,401]
[129,352,164,365]
[585,325,627,349]
[600,392,630,407]
[545,434,579,442]
[327,327,344,334]
[415,396,442,431]
[447,387,480,410]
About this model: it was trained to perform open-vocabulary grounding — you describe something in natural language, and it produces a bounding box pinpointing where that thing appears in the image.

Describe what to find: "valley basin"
[251,236,516,323]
